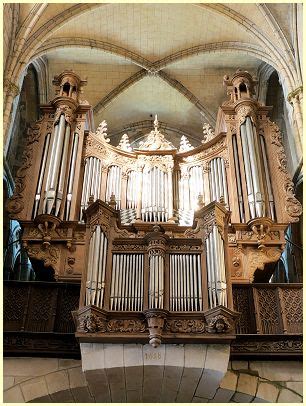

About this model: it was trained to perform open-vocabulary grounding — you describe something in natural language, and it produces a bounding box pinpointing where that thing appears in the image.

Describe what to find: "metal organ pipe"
[232,135,245,222]
[169,254,202,312]
[126,171,138,209]
[65,133,79,220]
[260,136,276,221]
[33,133,51,218]
[205,226,227,309]
[55,124,71,216]
[44,115,66,214]
[189,166,204,210]
[245,117,265,217]
[240,122,256,218]
[106,165,122,209]
[80,157,102,219]
[110,253,144,311]
[85,226,108,308]
[141,166,169,222]
[209,158,228,206]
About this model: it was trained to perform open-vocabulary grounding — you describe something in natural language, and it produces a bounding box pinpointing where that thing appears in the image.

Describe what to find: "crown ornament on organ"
[138,114,176,151]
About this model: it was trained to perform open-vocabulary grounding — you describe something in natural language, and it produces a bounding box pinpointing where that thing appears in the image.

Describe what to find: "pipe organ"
[7,69,302,347]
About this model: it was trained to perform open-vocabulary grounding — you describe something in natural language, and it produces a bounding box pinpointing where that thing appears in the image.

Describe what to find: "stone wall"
[4,354,302,403]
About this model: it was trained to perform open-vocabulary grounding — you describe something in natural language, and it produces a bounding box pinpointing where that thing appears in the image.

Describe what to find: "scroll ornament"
[6,121,43,218]
[269,120,302,222]
[54,104,75,125]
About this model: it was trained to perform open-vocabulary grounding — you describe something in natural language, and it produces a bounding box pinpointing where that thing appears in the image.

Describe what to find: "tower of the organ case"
[219,69,275,224]
[31,71,90,221]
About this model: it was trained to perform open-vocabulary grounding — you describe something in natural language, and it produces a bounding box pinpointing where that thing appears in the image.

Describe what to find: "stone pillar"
[3,80,20,147]
[287,86,303,159]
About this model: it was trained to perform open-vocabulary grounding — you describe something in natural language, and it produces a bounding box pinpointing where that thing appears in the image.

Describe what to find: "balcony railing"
[3,281,80,357]
[3,281,302,357]
[232,284,302,335]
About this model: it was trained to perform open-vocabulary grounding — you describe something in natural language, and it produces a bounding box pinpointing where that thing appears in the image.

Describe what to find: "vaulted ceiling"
[11,3,298,148]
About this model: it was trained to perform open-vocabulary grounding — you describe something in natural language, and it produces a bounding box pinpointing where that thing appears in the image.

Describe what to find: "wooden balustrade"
[232,284,303,335]
[4,281,80,333]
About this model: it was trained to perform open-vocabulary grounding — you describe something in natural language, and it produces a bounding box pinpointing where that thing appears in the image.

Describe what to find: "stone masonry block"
[220,370,238,391]
[20,377,49,402]
[278,388,302,403]
[237,373,258,396]
[256,382,279,402]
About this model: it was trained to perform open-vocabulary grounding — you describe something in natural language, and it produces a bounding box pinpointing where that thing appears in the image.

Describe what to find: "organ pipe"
[232,135,245,222]
[33,133,51,218]
[141,166,168,222]
[209,158,229,206]
[260,135,276,221]
[65,133,79,220]
[205,226,227,309]
[110,253,144,311]
[106,165,122,209]
[55,124,71,216]
[240,117,266,218]
[169,254,202,312]
[80,157,102,219]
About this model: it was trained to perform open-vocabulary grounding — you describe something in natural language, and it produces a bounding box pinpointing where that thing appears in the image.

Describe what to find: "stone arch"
[4,356,302,403]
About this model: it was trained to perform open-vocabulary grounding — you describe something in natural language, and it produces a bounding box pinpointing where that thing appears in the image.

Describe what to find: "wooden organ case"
[7,69,302,347]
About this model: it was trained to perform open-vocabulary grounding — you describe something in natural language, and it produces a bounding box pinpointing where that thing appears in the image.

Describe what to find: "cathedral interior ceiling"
[13,3,294,147]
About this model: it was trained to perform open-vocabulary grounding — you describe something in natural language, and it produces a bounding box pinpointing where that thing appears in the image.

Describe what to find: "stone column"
[288,87,303,159]
[3,80,20,148]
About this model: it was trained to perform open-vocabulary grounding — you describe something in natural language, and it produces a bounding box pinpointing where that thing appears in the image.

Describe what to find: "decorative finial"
[95,120,110,143]
[109,194,116,209]
[202,123,215,143]
[154,114,159,131]
[179,135,194,152]
[117,133,132,152]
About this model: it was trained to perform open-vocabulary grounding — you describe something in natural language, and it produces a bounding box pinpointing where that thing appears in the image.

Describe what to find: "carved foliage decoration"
[206,315,232,333]
[27,245,60,278]
[54,104,75,125]
[165,319,205,333]
[6,120,43,218]
[247,247,282,282]
[267,119,302,222]
[231,338,302,354]
[107,319,146,333]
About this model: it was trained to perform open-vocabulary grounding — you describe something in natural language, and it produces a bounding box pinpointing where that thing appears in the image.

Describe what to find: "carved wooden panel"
[26,285,58,332]
[253,288,282,334]
[232,286,256,334]
[54,285,80,333]
[281,288,302,334]
[3,284,29,331]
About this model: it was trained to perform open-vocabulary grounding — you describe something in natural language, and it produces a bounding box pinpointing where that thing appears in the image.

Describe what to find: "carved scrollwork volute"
[267,119,302,222]
[6,120,43,218]
[54,104,75,126]
[235,104,257,128]
[26,244,60,280]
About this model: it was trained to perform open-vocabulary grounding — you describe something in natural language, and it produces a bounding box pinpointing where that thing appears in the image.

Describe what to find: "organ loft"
[6,69,302,348]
